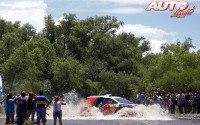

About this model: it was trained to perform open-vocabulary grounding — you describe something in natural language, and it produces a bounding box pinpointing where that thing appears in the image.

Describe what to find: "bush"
[23,120,34,125]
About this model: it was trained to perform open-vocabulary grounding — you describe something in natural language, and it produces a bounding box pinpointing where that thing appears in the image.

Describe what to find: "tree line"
[0,14,200,99]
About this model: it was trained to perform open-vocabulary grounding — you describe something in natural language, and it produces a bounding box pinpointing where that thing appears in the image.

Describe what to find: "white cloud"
[95,0,196,5]
[55,16,63,25]
[149,40,168,53]
[117,24,177,53]
[100,7,145,14]
[117,24,177,40]
[95,0,151,5]
[46,0,151,5]
[190,47,199,53]
[0,0,47,32]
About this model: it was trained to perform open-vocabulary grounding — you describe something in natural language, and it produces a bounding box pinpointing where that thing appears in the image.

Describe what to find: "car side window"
[95,97,104,107]
[104,98,117,104]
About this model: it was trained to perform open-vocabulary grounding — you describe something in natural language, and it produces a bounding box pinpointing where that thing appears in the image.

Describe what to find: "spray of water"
[47,90,86,117]
[46,91,172,120]
[114,104,170,120]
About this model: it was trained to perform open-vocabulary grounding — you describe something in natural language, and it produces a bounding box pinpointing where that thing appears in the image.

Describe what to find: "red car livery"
[86,94,138,115]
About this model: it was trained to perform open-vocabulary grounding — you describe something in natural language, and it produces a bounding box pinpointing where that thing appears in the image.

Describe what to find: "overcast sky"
[0,0,199,53]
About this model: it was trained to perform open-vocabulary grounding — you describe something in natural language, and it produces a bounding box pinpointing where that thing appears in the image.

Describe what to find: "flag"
[0,75,2,99]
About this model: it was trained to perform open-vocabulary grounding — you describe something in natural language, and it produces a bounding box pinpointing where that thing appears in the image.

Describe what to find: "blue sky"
[0,0,199,53]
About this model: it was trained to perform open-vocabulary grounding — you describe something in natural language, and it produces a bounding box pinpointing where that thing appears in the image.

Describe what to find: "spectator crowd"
[1,88,200,125]
[0,90,66,125]
[136,89,200,114]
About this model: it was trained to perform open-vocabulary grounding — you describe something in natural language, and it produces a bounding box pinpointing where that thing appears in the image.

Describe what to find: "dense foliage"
[0,14,200,98]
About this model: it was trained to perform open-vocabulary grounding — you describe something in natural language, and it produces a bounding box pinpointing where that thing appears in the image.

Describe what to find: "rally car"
[85,94,138,115]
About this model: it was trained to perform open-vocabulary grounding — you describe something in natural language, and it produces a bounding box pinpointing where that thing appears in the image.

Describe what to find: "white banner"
[0,75,2,99]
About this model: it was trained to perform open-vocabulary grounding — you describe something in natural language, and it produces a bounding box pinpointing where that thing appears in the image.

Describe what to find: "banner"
[0,75,2,100]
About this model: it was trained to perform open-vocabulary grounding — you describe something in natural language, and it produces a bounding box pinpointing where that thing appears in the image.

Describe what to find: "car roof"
[87,94,112,98]
[87,95,123,100]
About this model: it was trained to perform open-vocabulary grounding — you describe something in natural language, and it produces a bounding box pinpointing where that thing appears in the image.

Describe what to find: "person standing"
[53,96,66,125]
[177,92,186,114]
[26,92,36,122]
[136,92,144,104]
[14,90,28,125]
[197,91,200,113]
[35,90,50,125]
[5,93,15,124]
[168,96,175,114]
[191,92,197,113]
[185,91,191,113]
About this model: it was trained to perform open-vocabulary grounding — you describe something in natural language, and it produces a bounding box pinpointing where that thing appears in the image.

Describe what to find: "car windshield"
[115,97,132,104]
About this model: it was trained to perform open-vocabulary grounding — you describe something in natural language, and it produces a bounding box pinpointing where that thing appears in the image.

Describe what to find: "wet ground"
[1,103,200,125]
[46,119,200,125]
[0,117,200,125]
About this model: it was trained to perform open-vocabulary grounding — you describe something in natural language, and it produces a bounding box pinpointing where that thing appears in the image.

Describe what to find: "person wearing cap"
[14,90,28,125]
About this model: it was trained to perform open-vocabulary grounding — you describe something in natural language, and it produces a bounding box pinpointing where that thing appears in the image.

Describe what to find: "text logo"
[146,0,196,18]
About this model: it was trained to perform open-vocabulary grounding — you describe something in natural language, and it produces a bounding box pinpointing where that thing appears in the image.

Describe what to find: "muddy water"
[34,92,200,124]
[47,92,171,120]
[47,105,172,120]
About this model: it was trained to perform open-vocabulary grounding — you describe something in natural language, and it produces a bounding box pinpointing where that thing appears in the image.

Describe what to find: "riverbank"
[173,114,200,120]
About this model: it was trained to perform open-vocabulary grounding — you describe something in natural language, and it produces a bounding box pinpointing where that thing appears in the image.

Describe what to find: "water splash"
[114,104,171,120]
[47,90,86,117]
[46,91,172,120]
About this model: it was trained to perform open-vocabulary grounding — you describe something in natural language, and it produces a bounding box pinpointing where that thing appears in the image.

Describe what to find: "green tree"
[100,71,138,98]
[0,33,22,61]
[44,15,55,43]
[141,39,200,92]
[2,38,56,92]
[51,58,87,95]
